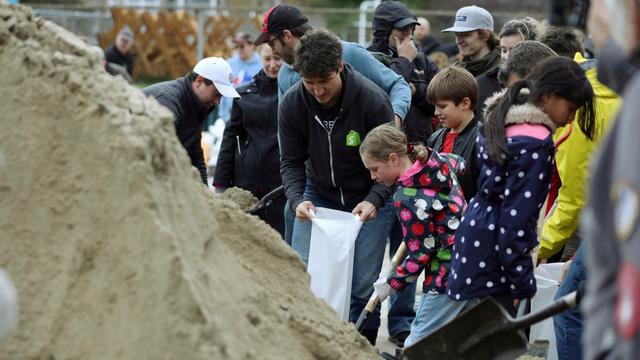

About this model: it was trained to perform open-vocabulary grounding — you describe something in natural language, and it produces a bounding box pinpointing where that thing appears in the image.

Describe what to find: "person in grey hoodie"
[581,0,640,358]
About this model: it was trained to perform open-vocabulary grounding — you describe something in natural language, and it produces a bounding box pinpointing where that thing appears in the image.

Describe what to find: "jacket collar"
[180,76,212,119]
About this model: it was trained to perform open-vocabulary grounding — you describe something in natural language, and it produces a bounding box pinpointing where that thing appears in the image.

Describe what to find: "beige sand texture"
[0,3,378,359]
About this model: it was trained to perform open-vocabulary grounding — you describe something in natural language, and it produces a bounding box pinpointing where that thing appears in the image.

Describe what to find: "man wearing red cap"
[254,3,411,126]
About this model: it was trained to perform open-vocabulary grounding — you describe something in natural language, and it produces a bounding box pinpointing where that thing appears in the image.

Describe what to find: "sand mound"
[0,3,378,359]
[220,187,258,212]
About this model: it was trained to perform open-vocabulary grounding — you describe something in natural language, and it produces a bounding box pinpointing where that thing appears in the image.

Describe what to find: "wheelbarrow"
[402,284,584,360]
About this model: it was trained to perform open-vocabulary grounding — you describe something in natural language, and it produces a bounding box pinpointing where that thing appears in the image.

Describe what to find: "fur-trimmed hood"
[482,88,557,133]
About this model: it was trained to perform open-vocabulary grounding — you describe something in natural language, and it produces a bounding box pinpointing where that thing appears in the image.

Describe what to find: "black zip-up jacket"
[214,70,281,192]
[279,64,394,212]
[143,76,213,184]
[427,117,480,201]
[476,67,503,120]
[368,1,439,144]
[104,44,134,75]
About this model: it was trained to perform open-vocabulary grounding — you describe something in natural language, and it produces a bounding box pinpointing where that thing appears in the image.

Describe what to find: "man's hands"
[295,200,317,221]
[395,35,417,62]
[352,201,377,221]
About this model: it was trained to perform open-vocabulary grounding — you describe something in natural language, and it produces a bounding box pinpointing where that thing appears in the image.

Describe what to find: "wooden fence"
[98,8,262,79]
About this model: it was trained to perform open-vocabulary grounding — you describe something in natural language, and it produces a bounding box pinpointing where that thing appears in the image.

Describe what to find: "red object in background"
[615,261,640,340]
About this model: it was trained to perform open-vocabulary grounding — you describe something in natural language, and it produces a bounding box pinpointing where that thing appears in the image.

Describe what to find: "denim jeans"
[404,293,479,348]
[291,182,395,330]
[387,218,417,337]
[553,244,586,360]
[283,198,294,246]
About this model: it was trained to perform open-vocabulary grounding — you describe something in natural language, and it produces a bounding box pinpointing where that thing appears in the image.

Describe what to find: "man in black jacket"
[104,26,135,77]
[143,57,240,185]
[279,30,396,345]
[368,1,439,144]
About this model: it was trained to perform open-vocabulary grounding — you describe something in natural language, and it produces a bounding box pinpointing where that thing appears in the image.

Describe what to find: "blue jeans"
[283,198,294,246]
[553,244,586,360]
[387,218,417,337]
[291,182,395,330]
[404,293,479,348]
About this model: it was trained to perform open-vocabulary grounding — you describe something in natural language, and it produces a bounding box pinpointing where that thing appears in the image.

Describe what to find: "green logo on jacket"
[346,130,361,147]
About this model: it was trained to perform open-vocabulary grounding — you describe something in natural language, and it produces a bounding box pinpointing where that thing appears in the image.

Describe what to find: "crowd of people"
[113,1,639,359]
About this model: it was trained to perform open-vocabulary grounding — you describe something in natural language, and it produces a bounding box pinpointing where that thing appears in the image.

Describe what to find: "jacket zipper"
[314,113,345,206]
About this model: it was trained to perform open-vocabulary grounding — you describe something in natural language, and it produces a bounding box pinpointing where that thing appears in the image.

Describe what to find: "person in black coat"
[213,45,285,236]
[368,1,439,145]
[104,26,135,77]
[143,57,240,185]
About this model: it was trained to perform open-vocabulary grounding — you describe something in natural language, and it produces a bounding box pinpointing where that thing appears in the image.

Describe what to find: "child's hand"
[352,201,377,221]
[373,275,394,302]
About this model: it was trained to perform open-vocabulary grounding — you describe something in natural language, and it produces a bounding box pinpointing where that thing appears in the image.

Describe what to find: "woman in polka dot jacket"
[360,124,478,348]
[447,57,596,315]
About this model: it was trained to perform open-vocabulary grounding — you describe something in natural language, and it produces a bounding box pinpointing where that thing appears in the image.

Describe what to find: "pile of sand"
[0,3,378,359]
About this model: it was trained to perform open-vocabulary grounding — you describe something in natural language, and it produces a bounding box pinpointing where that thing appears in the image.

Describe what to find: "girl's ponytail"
[484,79,532,165]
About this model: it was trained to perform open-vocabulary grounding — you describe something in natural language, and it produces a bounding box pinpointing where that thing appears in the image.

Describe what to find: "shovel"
[402,284,584,360]
[355,241,408,333]
[245,185,284,215]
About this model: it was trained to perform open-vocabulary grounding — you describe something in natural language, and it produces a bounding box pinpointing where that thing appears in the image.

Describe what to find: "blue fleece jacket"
[277,40,411,120]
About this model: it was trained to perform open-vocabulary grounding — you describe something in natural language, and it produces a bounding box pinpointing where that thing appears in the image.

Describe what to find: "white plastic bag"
[308,207,363,321]
[530,262,565,360]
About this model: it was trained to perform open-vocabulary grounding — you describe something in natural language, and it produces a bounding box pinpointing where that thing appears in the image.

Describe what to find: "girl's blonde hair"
[360,124,429,163]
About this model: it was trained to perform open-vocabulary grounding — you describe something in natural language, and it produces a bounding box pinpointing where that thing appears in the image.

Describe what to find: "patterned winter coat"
[388,150,466,294]
[447,89,556,301]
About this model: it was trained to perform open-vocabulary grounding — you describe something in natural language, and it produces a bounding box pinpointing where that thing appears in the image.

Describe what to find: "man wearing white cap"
[143,57,240,184]
[442,5,500,77]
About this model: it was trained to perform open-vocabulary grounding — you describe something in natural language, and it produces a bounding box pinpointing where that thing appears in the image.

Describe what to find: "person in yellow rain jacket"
[537,51,621,261]
[540,28,622,359]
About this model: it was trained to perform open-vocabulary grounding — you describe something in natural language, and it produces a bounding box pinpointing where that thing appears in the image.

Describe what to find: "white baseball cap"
[442,6,494,33]
[193,57,240,98]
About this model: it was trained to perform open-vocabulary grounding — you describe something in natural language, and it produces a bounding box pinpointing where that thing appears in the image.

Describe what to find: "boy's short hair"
[294,29,343,78]
[498,41,557,84]
[539,26,584,58]
[427,66,479,109]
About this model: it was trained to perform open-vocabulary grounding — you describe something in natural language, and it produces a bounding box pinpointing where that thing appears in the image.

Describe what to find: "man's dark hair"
[187,71,213,86]
[498,41,557,84]
[539,26,584,58]
[294,29,343,78]
[272,23,313,41]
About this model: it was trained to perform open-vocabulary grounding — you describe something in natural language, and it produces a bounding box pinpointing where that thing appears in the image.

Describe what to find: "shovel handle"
[356,242,409,333]
[511,290,577,330]
[246,185,284,214]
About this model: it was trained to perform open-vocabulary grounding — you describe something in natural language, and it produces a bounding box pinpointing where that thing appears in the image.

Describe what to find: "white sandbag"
[530,262,565,360]
[308,208,363,321]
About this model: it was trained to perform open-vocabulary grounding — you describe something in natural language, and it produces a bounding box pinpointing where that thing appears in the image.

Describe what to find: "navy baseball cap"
[254,4,308,46]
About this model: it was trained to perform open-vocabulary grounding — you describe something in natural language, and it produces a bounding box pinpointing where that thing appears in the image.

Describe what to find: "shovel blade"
[403,298,526,360]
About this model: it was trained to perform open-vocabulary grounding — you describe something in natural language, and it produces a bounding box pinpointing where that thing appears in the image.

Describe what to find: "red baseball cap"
[254,4,308,46]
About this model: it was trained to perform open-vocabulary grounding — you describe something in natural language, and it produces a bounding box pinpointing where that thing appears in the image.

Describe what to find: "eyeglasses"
[235,43,247,49]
